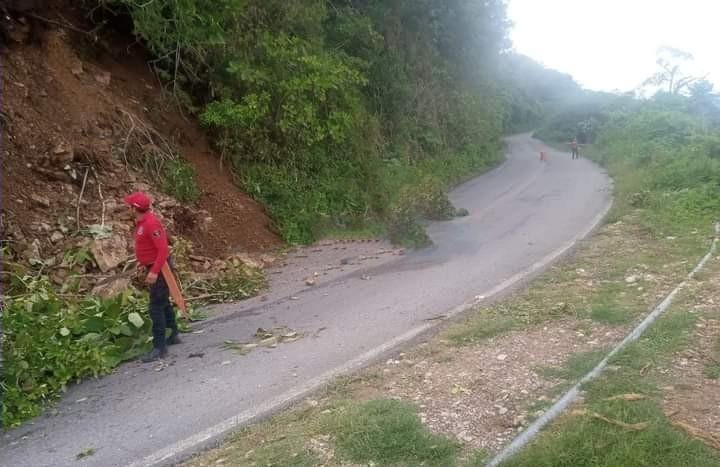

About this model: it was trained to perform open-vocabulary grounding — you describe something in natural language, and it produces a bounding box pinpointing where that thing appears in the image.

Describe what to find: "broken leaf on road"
[223,327,304,355]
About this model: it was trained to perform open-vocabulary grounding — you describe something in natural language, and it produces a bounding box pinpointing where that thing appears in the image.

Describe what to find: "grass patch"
[500,400,720,467]
[329,399,460,466]
[703,363,720,380]
[589,303,634,325]
[446,310,518,345]
[194,405,324,466]
[499,303,714,467]
[185,397,461,467]
[610,311,696,371]
[539,348,608,382]
[704,339,720,379]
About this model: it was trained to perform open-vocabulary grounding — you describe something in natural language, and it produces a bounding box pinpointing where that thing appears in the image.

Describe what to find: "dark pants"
[572,148,579,159]
[149,271,178,350]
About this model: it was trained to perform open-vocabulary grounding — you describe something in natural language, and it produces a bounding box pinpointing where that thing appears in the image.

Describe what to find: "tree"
[688,79,720,123]
[643,46,704,96]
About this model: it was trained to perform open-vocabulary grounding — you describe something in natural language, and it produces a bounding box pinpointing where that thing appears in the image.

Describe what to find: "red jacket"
[134,212,169,275]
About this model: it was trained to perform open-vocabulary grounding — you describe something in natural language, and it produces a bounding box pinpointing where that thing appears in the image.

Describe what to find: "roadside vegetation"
[2,0,580,429]
[1,241,265,427]
[92,0,578,246]
[5,9,720,467]
[183,49,720,466]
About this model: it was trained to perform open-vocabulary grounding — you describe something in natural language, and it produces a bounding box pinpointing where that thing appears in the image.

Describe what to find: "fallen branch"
[90,166,106,228]
[604,393,647,402]
[116,107,178,178]
[27,13,103,40]
[571,409,650,431]
[76,167,90,232]
[671,419,720,450]
[186,292,227,302]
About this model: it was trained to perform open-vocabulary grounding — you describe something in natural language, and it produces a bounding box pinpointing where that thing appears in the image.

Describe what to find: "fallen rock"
[157,198,178,209]
[234,253,262,269]
[90,235,129,272]
[94,71,111,86]
[30,193,51,208]
[50,268,70,285]
[53,141,73,155]
[92,276,131,298]
[22,239,42,263]
[625,275,639,284]
[33,166,74,183]
[70,60,84,77]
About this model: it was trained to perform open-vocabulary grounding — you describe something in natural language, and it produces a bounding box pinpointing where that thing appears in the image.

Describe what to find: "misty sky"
[507,0,720,92]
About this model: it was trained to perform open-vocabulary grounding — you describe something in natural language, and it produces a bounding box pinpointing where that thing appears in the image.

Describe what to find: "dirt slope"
[1,3,280,274]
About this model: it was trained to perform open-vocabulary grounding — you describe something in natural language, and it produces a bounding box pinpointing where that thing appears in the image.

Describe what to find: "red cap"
[123,192,152,211]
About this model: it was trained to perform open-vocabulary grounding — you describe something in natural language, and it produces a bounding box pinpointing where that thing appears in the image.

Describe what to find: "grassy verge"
[186,115,720,465]
[183,187,718,466]
[500,259,720,467]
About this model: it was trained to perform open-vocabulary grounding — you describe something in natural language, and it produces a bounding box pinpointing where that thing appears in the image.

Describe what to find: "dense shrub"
[99,0,519,244]
[1,277,151,427]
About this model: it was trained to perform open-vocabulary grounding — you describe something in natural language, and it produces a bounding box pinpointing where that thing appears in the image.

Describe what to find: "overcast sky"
[507,0,720,92]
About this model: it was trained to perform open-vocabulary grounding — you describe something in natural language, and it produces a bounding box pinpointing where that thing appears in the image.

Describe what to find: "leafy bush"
[97,0,515,245]
[1,277,152,427]
[163,159,201,203]
[588,106,720,233]
[329,399,460,466]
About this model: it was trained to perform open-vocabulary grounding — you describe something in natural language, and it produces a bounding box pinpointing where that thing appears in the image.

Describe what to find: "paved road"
[1,134,611,467]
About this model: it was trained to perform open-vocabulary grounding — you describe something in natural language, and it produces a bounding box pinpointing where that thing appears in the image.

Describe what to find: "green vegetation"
[184,386,465,467]
[1,276,152,427]
[0,239,265,427]
[500,307,718,467]
[539,348,609,382]
[162,159,201,203]
[498,59,720,464]
[331,399,460,466]
[92,0,573,244]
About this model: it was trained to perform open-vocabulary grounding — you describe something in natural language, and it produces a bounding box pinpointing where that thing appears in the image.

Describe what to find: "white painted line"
[485,222,720,467]
[127,200,613,467]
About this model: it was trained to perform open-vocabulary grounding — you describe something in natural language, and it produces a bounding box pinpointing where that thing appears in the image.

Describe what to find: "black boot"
[141,347,168,363]
[166,330,182,346]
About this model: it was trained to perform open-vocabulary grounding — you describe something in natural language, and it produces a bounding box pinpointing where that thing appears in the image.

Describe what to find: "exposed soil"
[1,1,280,271]
[354,320,627,454]
[661,272,720,451]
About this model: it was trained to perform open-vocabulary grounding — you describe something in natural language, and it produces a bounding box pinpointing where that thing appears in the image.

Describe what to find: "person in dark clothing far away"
[123,191,181,362]
[570,138,579,160]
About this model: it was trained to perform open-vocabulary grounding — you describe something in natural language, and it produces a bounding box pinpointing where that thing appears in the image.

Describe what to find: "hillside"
[0,0,583,428]
[1,1,281,293]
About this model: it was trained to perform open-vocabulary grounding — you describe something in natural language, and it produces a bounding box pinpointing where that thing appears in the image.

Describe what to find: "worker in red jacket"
[123,192,180,362]
[570,138,579,160]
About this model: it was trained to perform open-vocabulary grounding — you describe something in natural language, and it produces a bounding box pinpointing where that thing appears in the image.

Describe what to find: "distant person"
[570,138,579,160]
[123,192,181,362]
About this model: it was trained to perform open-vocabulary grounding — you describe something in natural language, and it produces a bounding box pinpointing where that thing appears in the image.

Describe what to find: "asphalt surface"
[1,134,612,467]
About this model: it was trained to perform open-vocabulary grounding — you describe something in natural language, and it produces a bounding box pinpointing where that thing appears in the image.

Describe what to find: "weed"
[500,400,720,467]
[590,303,634,325]
[162,159,200,203]
[539,348,609,382]
[446,311,518,345]
[328,399,460,466]
[1,278,152,427]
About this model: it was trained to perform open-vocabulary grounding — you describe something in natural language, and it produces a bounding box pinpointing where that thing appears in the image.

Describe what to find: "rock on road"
[0,134,611,467]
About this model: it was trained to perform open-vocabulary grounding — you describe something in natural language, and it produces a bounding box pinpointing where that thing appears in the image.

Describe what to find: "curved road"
[1,134,611,467]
